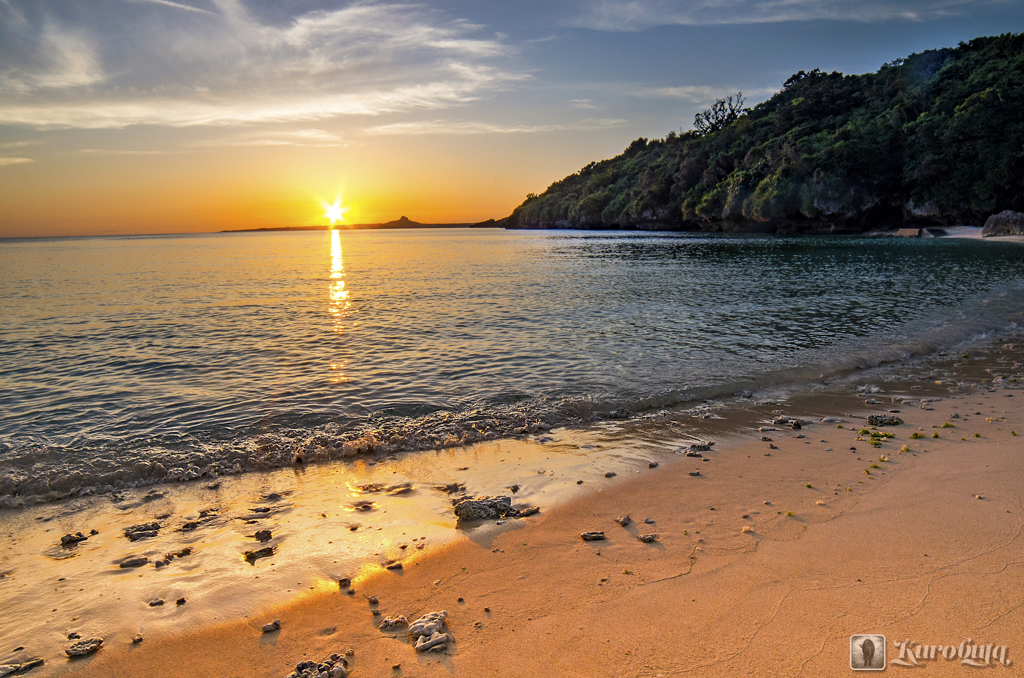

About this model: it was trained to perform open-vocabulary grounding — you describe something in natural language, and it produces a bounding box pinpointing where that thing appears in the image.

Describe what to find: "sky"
[0,0,1021,237]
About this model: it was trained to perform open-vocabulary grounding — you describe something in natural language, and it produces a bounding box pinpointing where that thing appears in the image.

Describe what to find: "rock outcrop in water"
[982,210,1024,236]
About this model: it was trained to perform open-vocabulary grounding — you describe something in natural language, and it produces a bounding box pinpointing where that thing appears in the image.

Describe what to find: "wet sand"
[17,342,1020,677]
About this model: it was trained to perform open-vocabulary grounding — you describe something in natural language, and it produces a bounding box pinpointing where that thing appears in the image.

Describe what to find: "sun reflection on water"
[328,229,351,383]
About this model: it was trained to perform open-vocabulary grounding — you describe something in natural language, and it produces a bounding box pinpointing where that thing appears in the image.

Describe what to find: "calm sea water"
[2,229,1024,504]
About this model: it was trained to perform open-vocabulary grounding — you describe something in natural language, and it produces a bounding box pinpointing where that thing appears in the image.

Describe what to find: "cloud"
[79,148,171,155]
[194,127,347,147]
[0,139,40,148]
[639,85,779,101]
[0,23,105,93]
[364,117,626,135]
[122,0,215,14]
[565,0,995,30]
[0,1,521,129]
[0,157,34,166]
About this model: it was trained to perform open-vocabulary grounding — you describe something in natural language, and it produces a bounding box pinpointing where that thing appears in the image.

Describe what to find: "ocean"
[3,228,1024,506]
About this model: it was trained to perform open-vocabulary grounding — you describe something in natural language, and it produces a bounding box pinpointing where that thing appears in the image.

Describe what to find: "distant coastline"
[222,215,500,233]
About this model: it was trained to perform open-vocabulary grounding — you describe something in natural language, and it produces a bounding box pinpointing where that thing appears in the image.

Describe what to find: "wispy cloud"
[0,1,521,129]
[122,0,215,14]
[0,157,34,166]
[364,117,626,135]
[639,85,779,101]
[80,148,171,155]
[195,128,347,147]
[566,0,992,30]
[0,139,40,148]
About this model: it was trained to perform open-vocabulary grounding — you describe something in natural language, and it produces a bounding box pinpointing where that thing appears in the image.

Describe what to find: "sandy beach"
[3,341,1013,678]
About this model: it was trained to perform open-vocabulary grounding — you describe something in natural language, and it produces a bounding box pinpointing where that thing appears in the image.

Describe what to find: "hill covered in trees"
[503,33,1024,233]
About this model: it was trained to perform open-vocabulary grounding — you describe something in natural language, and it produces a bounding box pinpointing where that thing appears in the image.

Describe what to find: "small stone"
[19,658,44,671]
[414,631,451,652]
[244,546,274,564]
[604,472,616,478]
[65,638,103,657]
[688,471,701,477]
[508,484,519,493]
[867,414,903,427]
[180,521,200,532]
[119,556,149,569]
[638,534,658,543]
[614,515,631,527]
[648,462,658,468]
[580,531,606,541]
[132,634,143,644]
[176,597,186,606]
[262,619,281,633]
[384,560,403,570]
[68,633,80,640]
[338,578,351,589]
[379,615,409,631]
[368,596,378,605]
[149,598,164,607]
[124,522,161,541]
[644,518,654,524]
[60,532,88,547]
[254,530,272,542]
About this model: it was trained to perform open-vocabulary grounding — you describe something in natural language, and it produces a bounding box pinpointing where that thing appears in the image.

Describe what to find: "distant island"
[501,33,1024,234]
[222,215,500,233]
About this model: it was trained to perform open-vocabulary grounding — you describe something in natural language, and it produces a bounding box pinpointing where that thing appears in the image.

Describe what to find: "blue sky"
[0,0,1021,235]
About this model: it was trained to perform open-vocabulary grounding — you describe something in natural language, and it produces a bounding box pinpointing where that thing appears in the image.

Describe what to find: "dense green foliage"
[505,34,1024,232]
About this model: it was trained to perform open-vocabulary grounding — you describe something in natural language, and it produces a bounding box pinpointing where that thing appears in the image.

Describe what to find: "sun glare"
[322,198,349,226]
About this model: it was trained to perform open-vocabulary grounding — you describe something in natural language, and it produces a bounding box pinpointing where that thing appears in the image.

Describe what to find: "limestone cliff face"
[503,34,1024,234]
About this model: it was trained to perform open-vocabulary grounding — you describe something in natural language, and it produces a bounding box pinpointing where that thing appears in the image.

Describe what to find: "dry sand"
[54,374,1024,677]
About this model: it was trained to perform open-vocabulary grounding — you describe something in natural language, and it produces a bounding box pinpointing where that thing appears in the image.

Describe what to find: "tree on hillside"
[693,92,747,135]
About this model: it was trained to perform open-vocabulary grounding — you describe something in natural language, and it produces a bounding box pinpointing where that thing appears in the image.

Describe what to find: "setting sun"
[322,198,349,226]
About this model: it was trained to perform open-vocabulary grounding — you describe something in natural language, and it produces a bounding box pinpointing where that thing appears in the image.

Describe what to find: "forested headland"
[503,33,1024,233]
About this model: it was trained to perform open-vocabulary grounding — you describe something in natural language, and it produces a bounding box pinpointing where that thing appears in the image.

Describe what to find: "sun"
[322,198,349,226]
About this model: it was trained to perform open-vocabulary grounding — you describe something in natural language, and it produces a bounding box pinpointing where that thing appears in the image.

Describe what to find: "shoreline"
[4,336,1023,676]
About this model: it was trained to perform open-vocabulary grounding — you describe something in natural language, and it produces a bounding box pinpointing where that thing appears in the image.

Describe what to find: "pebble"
[638,534,658,543]
[254,530,272,542]
[379,615,409,631]
[60,532,89,547]
[176,597,186,606]
[262,619,281,633]
[614,515,631,527]
[0,658,43,676]
[645,518,655,524]
[124,522,160,542]
[119,556,149,569]
[604,472,617,478]
[65,638,103,657]
[148,598,164,607]
[580,531,606,541]
[368,596,378,605]
[244,546,274,564]
[284,653,349,678]
[649,462,658,468]
[132,634,143,644]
